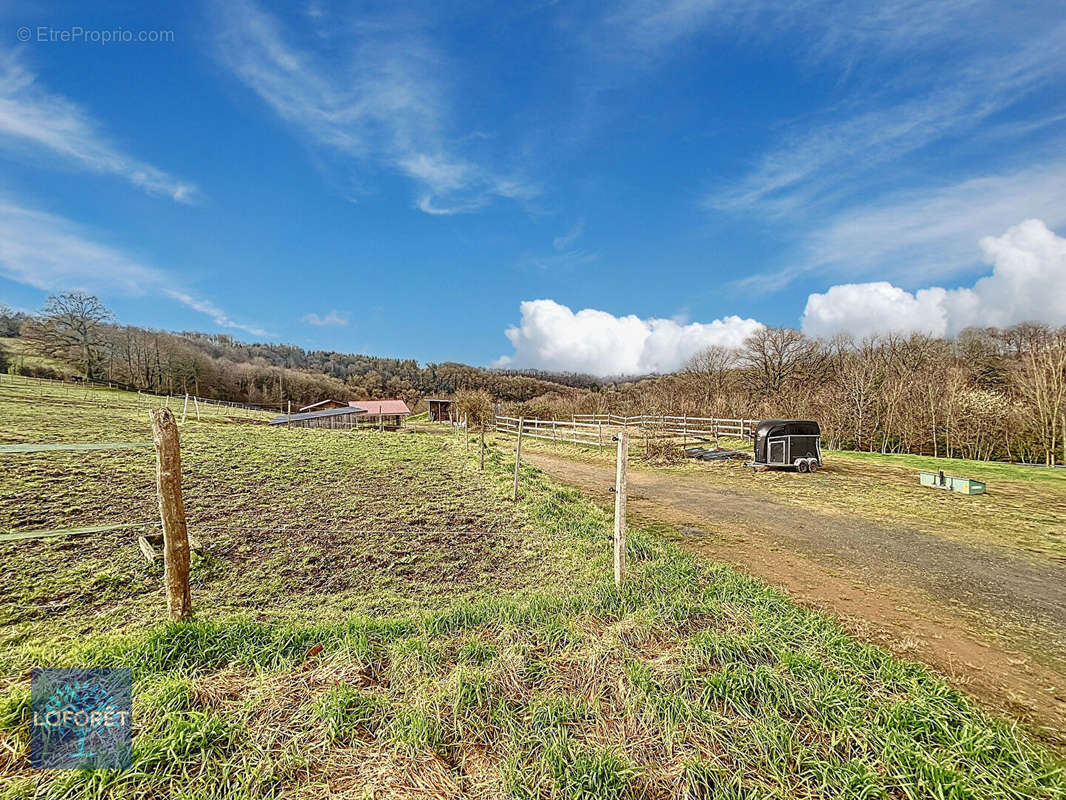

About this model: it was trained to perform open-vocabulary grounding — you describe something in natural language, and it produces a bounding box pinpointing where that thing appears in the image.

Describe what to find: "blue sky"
[1,1,1065,375]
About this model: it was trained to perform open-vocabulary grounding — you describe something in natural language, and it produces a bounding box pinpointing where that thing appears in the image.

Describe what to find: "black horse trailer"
[749,419,822,472]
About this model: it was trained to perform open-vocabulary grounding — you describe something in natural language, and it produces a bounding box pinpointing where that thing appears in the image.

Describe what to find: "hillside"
[1,378,1064,798]
[1,300,584,407]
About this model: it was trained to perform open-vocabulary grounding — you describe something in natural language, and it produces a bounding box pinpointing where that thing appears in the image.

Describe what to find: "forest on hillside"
[3,294,1063,464]
[505,324,1066,466]
[0,295,582,408]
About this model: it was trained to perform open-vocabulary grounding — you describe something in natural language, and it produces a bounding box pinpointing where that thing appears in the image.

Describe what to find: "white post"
[513,418,524,501]
[181,393,190,424]
[193,396,201,422]
[614,431,628,588]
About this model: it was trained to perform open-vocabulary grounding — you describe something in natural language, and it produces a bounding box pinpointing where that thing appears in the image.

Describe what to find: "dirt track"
[525,450,1066,743]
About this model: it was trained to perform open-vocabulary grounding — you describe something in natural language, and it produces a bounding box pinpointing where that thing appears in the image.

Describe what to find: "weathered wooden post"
[512,418,524,501]
[552,419,557,442]
[193,396,201,422]
[149,407,192,621]
[598,421,603,454]
[287,400,292,425]
[181,393,190,424]
[465,415,470,450]
[613,431,628,588]
[480,426,485,471]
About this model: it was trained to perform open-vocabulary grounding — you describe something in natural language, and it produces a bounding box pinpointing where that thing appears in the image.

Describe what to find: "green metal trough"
[919,471,986,494]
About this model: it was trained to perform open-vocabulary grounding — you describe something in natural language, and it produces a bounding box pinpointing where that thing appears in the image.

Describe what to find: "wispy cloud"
[553,219,585,251]
[726,157,1066,295]
[0,49,199,203]
[303,310,349,326]
[210,0,535,214]
[518,220,598,271]
[0,196,268,337]
[708,27,1066,217]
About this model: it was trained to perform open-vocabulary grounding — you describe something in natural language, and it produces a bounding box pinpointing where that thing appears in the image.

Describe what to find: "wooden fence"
[494,413,757,448]
[0,372,280,421]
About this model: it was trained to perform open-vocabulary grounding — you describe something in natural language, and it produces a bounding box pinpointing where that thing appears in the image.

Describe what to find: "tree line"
[5,294,1062,464]
[0,294,576,408]
[507,325,1066,466]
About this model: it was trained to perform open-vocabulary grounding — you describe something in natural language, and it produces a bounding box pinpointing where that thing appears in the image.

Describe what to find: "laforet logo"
[31,668,132,769]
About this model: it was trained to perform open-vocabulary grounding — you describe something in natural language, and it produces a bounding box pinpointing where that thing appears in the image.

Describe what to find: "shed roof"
[347,399,411,415]
[269,406,367,425]
[298,399,347,412]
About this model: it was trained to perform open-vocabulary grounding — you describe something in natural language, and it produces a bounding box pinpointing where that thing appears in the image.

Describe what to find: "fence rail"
[0,371,281,419]
[495,413,757,447]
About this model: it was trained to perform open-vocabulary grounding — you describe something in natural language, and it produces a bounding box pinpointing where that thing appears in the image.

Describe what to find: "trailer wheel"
[807,459,819,473]
[795,459,809,473]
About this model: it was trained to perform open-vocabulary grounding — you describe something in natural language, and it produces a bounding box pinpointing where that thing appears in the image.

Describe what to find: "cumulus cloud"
[496,299,763,376]
[303,310,349,326]
[801,219,1066,338]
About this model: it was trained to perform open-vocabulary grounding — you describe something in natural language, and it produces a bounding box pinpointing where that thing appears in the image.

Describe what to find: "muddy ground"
[525,450,1066,745]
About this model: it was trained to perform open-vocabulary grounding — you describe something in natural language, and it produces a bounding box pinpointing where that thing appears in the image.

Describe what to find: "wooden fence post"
[287,400,292,425]
[465,415,470,450]
[193,396,201,422]
[181,393,190,424]
[480,426,486,471]
[598,421,603,454]
[613,431,628,588]
[149,407,192,621]
[513,418,524,501]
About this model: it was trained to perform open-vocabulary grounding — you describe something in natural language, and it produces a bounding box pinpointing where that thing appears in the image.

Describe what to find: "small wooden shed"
[347,399,412,429]
[427,398,454,422]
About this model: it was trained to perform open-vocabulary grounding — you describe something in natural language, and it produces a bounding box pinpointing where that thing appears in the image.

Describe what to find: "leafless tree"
[22,293,113,380]
[1016,328,1066,465]
[738,327,828,399]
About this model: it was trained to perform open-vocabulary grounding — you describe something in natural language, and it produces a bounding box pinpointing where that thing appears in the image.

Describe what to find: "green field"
[0,338,79,380]
[514,433,1066,565]
[2,379,1065,798]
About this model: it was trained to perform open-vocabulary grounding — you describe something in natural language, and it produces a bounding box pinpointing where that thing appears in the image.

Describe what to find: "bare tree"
[738,327,828,399]
[454,389,495,430]
[682,345,737,413]
[1016,328,1066,465]
[22,293,113,380]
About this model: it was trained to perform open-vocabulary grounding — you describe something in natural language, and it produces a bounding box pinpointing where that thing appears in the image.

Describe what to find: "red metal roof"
[347,399,411,415]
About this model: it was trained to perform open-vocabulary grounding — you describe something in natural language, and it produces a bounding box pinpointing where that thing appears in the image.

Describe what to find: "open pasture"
[1,380,1065,799]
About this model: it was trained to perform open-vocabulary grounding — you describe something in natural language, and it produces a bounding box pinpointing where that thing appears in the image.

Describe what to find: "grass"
[0,338,78,380]
[514,433,1066,564]
[1,378,1065,798]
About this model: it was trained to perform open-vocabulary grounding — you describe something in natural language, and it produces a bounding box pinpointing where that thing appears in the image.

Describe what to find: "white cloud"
[303,310,349,326]
[496,299,763,376]
[801,219,1066,338]
[553,220,585,251]
[0,197,267,337]
[211,0,533,214]
[705,9,1066,216]
[736,158,1066,292]
[0,49,198,203]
